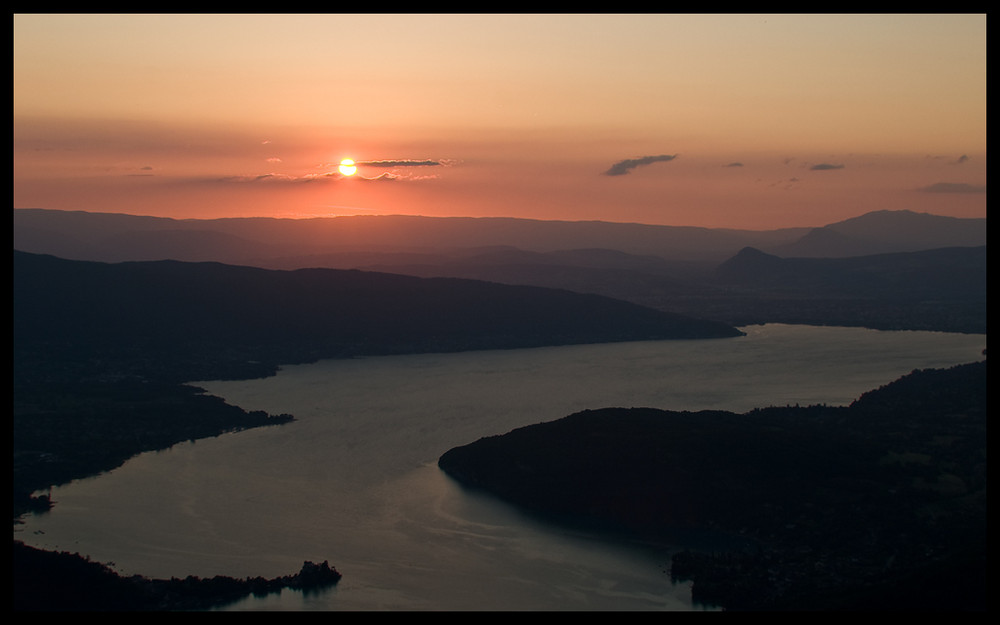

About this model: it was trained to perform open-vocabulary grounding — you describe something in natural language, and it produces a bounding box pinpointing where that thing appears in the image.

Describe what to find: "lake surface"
[14,324,987,611]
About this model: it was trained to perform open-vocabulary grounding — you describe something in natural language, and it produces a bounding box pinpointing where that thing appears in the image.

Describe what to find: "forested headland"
[439,360,988,611]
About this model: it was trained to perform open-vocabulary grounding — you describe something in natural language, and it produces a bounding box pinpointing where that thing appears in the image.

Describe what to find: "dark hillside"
[14,208,985,267]
[769,209,987,258]
[14,208,988,333]
[695,245,987,333]
[714,245,986,300]
[13,208,809,263]
[14,250,741,382]
[439,361,987,610]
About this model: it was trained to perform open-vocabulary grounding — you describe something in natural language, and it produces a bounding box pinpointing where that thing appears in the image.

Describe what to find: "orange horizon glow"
[13,14,986,230]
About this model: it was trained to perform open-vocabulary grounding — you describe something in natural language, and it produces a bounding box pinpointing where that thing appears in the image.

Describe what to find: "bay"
[14,324,987,611]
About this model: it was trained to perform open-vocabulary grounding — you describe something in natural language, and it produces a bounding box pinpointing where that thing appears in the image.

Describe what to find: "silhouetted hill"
[770,209,987,258]
[13,541,342,611]
[98,228,275,263]
[715,246,786,278]
[297,243,988,333]
[348,246,714,308]
[354,246,707,278]
[692,245,987,333]
[13,208,988,333]
[439,360,987,610]
[15,208,985,268]
[715,245,987,300]
[10,207,807,264]
[13,250,742,383]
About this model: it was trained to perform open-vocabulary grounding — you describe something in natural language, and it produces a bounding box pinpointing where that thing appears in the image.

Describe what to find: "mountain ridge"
[14,250,743,383]
[768,209,986,258]
[17,207,983,267]
[714,245,987,300]
[14,208,987,333]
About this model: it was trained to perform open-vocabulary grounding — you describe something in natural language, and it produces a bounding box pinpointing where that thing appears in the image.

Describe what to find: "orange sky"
[13,14,986,230]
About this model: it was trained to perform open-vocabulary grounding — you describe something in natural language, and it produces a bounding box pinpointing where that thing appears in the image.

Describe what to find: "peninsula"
[439,360,987,610]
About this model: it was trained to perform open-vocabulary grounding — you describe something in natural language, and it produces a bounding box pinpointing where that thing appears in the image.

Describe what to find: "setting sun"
[12,14,985,228]
[338,158,357,176]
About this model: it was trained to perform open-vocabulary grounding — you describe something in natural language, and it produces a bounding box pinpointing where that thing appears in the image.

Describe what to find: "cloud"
[809,163,845,171]
[927,154,971,164]
[359,172,400,181]
[918,182,986,194]
[216,173,306,183]
[767,177,799,189]
[214,170,404,184]
[353,158,457,181]
[724,162,744,167]
[358,159,442,167]
[203,156,453,186]
[603,154,678,176]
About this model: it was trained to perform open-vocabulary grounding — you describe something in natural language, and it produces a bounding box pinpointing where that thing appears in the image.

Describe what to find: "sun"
[338,158,357,176]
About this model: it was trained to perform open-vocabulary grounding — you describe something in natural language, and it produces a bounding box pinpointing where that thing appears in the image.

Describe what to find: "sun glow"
[338,158,357,176]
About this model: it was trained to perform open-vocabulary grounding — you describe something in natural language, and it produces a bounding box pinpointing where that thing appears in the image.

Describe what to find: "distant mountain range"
[765,209,986,258]
[13,208,985,266]
[697,244,986,333]
[12,208,987,334]
[714,245,987,301]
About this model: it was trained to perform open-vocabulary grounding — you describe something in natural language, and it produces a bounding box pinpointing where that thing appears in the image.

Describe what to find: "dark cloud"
[199,156,452,186]
[810,163,845,171]
[215,171,403,184]
[918,182,986,194]
[603,154,678,176]
[767,177,799,189]
[928,154,971,164]
[358,159,441,167]
[724,162,744,167]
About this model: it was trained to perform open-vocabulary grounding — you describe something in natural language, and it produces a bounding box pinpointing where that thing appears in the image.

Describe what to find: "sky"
[13,13,987,230]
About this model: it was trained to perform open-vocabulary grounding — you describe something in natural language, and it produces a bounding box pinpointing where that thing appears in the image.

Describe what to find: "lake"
[14,324,987,611]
